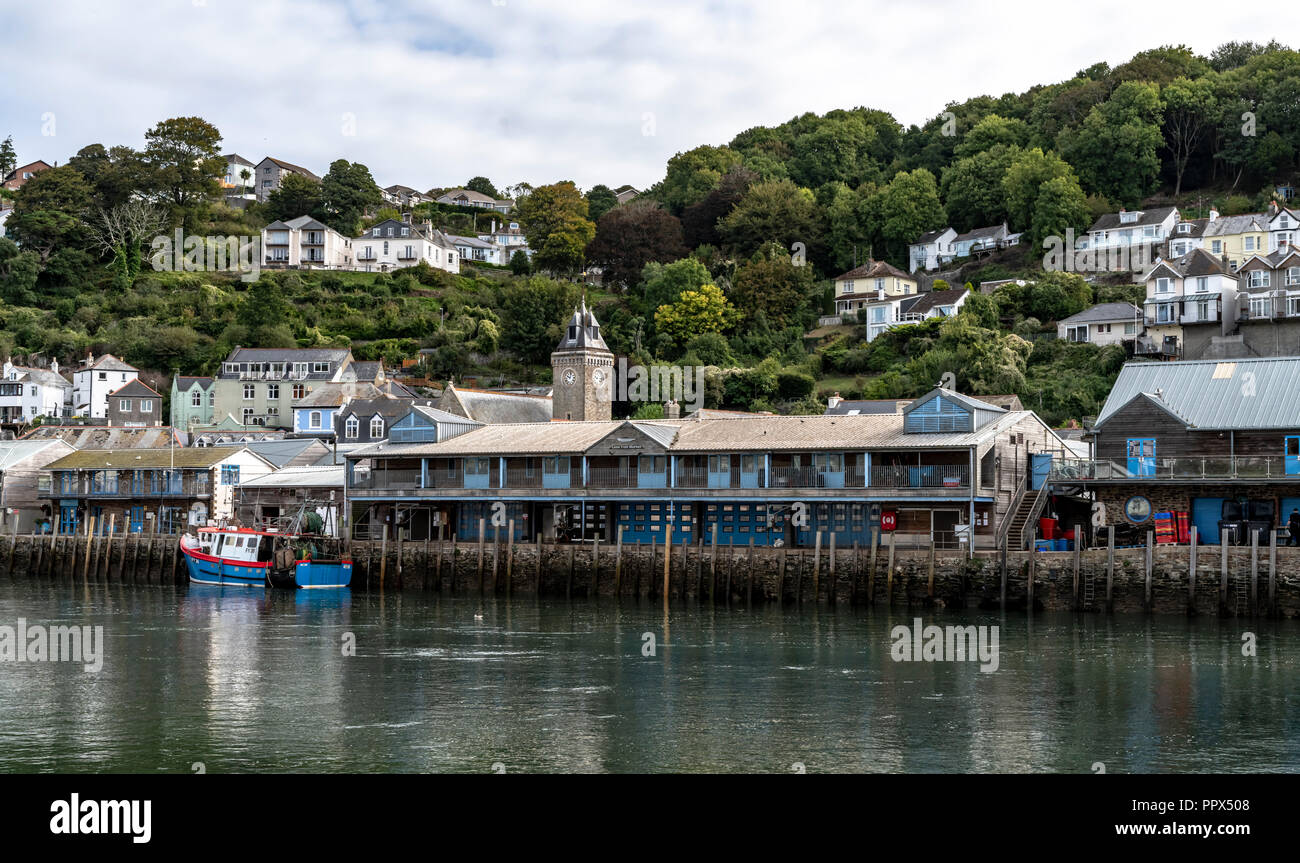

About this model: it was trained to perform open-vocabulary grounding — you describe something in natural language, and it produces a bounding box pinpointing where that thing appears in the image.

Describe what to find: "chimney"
[1209,208,1219,223]
[50,358,58,374]
[664,400,680,420]
[827,392,843,410]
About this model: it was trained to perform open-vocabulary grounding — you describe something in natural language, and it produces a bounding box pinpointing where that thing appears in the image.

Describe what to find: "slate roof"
[261,157,319,180]
[1095,357,1300,430]
[912,228,952,245]
[906,288,968,316]
[951,224,1006,243]
[0,439,74,470]
[1145,248,1234,280]
[1088,206,1178,233]
[9,365,71,389]
[242,438,331,468]
[239,464,345,488]
[1059,303,1143,325]
[833,260,911,282]
[108,379,162,399]
[176,376,214,391]
[294,382,385,408]
[45,446,253,470]
[1203,212,1269,238]
[78,353,137,373]
[447,387,553,424]
[226,347,350,364]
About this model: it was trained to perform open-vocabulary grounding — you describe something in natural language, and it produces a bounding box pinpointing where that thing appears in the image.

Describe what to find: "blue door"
[1030,453,1053,490]
[1286,436,1300,475]
[1127,438,1156,477]
[1191,497,1226,545]
[129,506,144,533]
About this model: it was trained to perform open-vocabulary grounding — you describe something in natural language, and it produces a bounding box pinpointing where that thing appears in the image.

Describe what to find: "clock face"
[592,369,606,385]
[563,369,577,386]
[1125,495,1152,523]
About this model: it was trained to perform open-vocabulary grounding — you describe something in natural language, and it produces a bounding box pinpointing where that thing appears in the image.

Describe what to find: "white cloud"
[0,0,1274,192]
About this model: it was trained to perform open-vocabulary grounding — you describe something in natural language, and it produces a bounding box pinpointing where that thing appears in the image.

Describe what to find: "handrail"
[1017,481,1051,552]
[996,471,1027,550]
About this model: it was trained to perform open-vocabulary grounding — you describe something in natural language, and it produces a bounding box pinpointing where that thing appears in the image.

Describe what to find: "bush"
[776,367,815,400]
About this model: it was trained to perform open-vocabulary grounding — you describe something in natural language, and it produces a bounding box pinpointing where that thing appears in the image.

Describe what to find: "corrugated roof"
[1059,302,1143,325]
[351,421,623,457]
[1096,357,1300,429]
[243,438,330,467]
[45,446,254,470]
[0,439,72,470]
[449,387,553,424]
[240,464,344,488]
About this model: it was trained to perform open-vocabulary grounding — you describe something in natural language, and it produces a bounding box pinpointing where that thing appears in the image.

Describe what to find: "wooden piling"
[449,535,458,594]
[145,520,155,583]
[490,525,499,595]
[779,544,788,603]
[867,529,878,605]
[592,533,601,599]
[724,543,733,604]
[812,531,821,602]
[1250,528,1259,614]
[1027,534,1036,611]
[82,516,96,582]
[534,533,542,595]
[709,524,718,602]
[506,521,515,599]
[1269,529,1278,614]
[35,526,46,577]
[5,523,17,578]
[746,538,755,606]
[663,524,672,599]
[475,519,484,594]
[1072,524,1082,606]
[434,536,442,590]
[1145,530,1153,610]
[168,535,179,584]
[1188,525,1198,612]
[828,532,836,605]
[927,537,935,599]
[678,536,687,601]
[567,542,576,599]
[886,536,896,606]
[395,530,404,589]
[1106,525,1115,610]
[613,525,623,598]
[795,547,804,605]
[1220,528,1229,608]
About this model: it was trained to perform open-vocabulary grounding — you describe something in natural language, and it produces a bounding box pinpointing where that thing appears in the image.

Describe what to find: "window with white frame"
[1156,277,1172,293]
[1250,296,1271,318]
[345,416,359,438]
[312,362,329,373]
[119,399,131,411]
[141,400,153,412]
[242,408,255,423]
[1066,325,1089,342]
[1245,236,1257,251]
[369,416,384,438]
[1287,266,1300,286]
[1249,270,1270,288]
[267,384,279,400]
[243,384,255,399]
[191,391,201,407]
[309,411,322,429]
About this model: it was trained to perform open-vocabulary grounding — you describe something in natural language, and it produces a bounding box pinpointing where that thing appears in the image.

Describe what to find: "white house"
[1141,248,1239,351]
[1056,303,1143,346]
[0,358,71,422]
[262,216,353,269]
[382,184,429,209]
[72,353,138,419]
[949,223,1009,259]
[861,287,969,342]
[479,220,532,260]
[447,233,506,265]
[353,218,458,274]
[0,206,11,239]
[1082,207,1179,251]
[1167,215,1210,258]
[908,227,957,272]
[436,188,514,212]
[221,154,257,200]
[1267,205,1299,253]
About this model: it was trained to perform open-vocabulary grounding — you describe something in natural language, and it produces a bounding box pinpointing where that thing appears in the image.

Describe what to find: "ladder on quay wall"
[1081,568,1096,610]
[1234,573,1250,616]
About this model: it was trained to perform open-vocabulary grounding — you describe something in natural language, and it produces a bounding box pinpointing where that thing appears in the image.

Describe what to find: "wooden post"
[746,537,754,606]
[36,524,47,577]
[613,525,623,598]
[868,529,879,606]
[535,533,542,596]
[102,515,116,581]
[678,536,688,601]
[490,525,499,595]
[82,516,96,582]
[779,544,788,603]
[591,533,600,599]
[5,521,16,578]
[434,535,442,591]
[1269,529,1278,614]
[476,518,484,594]
[663,523,672,599]
[795,546,804,605]
[1072,523,1083,607]
[422,536,430,591]
[1250,528,1259,614]
[449,535,458,594]
[1220,528,1229,608]
[709,524,718,602]
[130,530,141,584]
[886,535,896,607]
[827,532,836,605]
[999,539,1007,610]
[1106,525,1115,611]
[379,523,388,590]
[117,521,128,582]
[812,531,822,602]
[1145,530,1153,610]
[507,520,515,599]
[145,518,156,583]
[724,543,733,605]
[927,537,936,599]
[395,529,404,589]
[567,542,576,599]
[1188,525,1198,613]
[169,533,179,584]
[1027,532,1036,612]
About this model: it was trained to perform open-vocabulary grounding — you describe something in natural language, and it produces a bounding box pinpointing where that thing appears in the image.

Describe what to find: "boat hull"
[180,540,269,587]
[270,559,353,590]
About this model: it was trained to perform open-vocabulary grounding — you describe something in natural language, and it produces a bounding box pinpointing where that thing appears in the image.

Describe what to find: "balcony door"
[1286,436,1300,476]
[1127,438,1156,477]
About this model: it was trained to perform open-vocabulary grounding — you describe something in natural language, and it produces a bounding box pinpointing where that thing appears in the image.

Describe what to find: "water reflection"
[0,579,1296,773]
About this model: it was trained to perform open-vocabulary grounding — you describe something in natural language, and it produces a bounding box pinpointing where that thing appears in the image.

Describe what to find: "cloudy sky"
[0,0,1273,193]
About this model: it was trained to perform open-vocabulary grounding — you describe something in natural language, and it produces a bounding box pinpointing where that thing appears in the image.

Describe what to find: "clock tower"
[551,300,614,421]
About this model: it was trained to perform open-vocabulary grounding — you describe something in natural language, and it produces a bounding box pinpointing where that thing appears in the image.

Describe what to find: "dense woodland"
[1,42,1298,426]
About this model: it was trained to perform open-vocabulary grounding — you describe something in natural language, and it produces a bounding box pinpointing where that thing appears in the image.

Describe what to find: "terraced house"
[211,347,368,430]
[346,387,1069,552]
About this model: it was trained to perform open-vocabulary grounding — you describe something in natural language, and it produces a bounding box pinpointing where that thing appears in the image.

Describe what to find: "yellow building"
[832,260,917,314]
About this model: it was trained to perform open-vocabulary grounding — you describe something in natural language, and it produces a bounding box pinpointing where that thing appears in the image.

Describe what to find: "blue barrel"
[1055,539,1070,551]
[1035,539,1053,552]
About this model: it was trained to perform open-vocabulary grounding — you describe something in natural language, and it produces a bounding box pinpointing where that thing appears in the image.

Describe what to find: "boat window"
[213,535,224,555]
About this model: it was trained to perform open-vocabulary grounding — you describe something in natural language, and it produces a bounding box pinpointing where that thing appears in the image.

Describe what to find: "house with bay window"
[354,218,458,274]
[1083,207,1179,251]
[262,216,353,269]
[1141,249,1238,358]
[1056,303,1142,347]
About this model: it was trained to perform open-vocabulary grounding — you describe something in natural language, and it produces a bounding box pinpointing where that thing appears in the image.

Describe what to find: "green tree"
[1029,175,1091,250]
[657,145,743,213]
[655,282,739,344]
[509,249,532,276]
[730,242,817,329]
[319,160,382,235]
[637,257,712,315]
[8,165,92,262]
[585,184,619,222]
[465,176,499,199]
[953,114,1029,159]
[1001,147,1077,233]
[499,276,580,363]
[264,173,324,222]
[1058,81,1164,205]
[140,116,225,216]
[716,178,821,262]
[940,146,1016,232]
[865,168,946,267]
[0,136,16,181]
[1161,76,1216,195]
[514,181,595,276]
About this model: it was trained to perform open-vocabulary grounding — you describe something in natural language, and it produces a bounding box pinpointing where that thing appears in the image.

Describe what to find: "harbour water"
[0,578,1296,773]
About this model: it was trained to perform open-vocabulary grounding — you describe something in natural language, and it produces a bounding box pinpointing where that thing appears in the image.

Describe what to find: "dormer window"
[1178,223,1191,233]
[1119,211,1139,224]
[567,325,577,340]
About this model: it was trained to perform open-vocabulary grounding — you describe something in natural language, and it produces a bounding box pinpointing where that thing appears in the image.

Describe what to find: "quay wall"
[3,532,1299,618]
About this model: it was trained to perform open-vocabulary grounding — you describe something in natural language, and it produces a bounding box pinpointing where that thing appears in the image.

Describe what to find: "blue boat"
[180,526,352,590]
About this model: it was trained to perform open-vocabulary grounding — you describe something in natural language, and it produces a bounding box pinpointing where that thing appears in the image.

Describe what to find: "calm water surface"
[1,577,1297,773]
